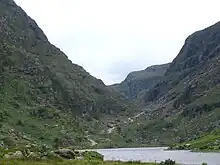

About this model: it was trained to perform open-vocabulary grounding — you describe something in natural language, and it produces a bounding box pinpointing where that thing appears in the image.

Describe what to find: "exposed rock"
[107,123,114,128]
[111,63,170,101]
[0,0,138,148]
[124,21,220,145]
[185,144,191,147]
[0,141,4,147]
[54,149,75,159]
[76,156,84,160]
[27,152,40,159]
[4,151,24,159]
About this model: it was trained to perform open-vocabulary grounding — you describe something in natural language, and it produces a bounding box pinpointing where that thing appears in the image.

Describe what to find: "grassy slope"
[0,160,157,165]
[0,0,139,149]
[185,130,220,152]
[169,129,220,152]
[115,21,220,147]
[1,0,220,150]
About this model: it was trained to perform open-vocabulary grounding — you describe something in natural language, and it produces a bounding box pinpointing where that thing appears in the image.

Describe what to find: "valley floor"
[0,160,157,165]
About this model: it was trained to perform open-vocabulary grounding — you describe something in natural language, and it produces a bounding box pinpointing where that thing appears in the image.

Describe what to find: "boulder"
[107,123,114,128]
[27,152,41,160]
[4,151,24,159]
[76,156,84,160]
[54,149,75,159]
[0,141,4,147]
[185,143,191,148]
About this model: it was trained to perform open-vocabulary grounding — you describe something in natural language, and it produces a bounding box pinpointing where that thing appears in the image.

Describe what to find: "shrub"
[160,159,176,165]
[81,151,103,161]
[16,119,25,126]
[1,136,16,147]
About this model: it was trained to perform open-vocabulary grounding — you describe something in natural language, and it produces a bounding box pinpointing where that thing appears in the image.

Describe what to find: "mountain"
[1,0,220,150]
[144,21,220,109]
[118,22,220,146]
[0,0,138,148]
[111,64,170,103]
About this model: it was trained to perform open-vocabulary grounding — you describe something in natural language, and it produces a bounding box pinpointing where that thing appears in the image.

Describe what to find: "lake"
[95,147,220,165]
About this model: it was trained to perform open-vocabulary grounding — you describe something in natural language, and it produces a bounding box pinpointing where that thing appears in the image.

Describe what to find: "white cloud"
[15,0,220,85]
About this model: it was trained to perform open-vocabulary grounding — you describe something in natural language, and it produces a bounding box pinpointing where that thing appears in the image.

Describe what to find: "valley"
[0,0,219,164]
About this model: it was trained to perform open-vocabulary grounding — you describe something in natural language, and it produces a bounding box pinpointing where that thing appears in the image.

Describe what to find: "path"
[128,111,145,123]
[86,135,97,146]
[134,111,145,118]
[107,127,115,134]
[106,111,146,134]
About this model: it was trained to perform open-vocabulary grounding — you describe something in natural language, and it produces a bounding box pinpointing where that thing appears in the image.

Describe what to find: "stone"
[107,123,114,128]
[4,151,24,159]
[185,143,191,147]
[76,156,84,160]
[54,149,75,159]
[27,152,40,159]
[25,144,31,148]
[0,141,4,147]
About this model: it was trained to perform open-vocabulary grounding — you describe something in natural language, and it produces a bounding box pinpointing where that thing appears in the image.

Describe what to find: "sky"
[14,0,220,85]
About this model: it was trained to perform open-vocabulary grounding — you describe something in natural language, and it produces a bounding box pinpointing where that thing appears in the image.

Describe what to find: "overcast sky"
[14,0,220,85]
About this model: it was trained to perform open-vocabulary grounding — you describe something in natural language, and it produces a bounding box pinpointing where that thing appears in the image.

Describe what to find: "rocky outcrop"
[4,151,24,159]
[54,149,76,159]
[119,21,220,146]
[0,0,138,148]
[2,146,103,161]
[111,63,170,101]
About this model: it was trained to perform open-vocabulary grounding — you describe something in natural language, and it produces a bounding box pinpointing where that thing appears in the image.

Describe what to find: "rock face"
[144,21,220,109]
[0,0,138,148]
[1,0,220,148]
[122,21,220,145]
[111,63,170,102]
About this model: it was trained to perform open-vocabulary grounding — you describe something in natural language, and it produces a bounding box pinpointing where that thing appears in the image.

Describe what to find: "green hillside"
[0,0,138,149]
[116,22,220,147]
[0,0,220,152]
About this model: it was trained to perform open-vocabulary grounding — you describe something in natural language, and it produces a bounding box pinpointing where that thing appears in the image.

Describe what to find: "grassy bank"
[190,130,220,152]
[0,159,158,165]
[169,129,220,152]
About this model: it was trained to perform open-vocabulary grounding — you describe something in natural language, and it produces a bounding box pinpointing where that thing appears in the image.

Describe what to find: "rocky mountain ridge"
[117,21,220,146]
[111,63,170,103]
[0,0,138,148]
[0,0,220,149]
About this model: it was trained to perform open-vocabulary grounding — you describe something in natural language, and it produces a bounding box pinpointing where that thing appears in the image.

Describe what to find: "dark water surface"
[95,147,220,165]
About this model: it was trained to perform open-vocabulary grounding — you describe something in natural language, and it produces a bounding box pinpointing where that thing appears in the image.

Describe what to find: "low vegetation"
[168,129,220,152]
[159,159,175,165]
[1,0,220,157]
[0,159,159,165]
[0,0,139,149]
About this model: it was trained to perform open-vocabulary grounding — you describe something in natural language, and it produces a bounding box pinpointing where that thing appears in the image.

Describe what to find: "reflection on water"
[95,147,220,165]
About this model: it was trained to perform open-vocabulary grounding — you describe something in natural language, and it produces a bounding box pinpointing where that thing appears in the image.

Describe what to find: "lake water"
[95,147,220,165]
